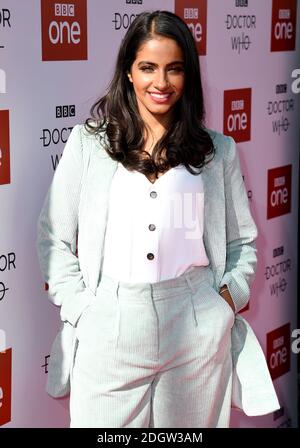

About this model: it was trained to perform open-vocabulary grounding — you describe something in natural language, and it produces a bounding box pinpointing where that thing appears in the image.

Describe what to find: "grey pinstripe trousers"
[69,265,234,428]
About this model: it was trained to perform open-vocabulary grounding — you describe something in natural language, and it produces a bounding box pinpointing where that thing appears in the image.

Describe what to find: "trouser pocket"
[191,277,235,334]
[75,291,120,349]
[204,282,235,329]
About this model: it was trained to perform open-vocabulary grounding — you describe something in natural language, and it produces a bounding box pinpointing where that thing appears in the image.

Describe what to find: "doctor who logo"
[175,0,207,55]
[0,348,12,426]
[0,7,11,47]
[41,0,87,61]
[0,110,10,185]
[0,8,11,29]
[0,7,11,50]
[267,83,294,136]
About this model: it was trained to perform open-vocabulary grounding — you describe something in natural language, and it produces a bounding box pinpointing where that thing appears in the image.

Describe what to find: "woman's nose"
[154,71,170,90]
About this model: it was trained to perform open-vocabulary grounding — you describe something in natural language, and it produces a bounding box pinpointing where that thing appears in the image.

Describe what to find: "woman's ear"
[127,72,133,82]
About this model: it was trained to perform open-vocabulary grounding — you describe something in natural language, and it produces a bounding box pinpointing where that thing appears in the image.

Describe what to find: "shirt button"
[150,191,157,198]
[147,253,154,260]
[148,224,156,231]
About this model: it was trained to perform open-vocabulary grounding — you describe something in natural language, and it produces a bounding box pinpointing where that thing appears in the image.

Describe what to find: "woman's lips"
[148,92,173,103]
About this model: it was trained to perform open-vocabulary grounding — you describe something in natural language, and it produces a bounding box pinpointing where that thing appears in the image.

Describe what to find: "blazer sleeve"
[219,136,258,313]
[36,124,95,327]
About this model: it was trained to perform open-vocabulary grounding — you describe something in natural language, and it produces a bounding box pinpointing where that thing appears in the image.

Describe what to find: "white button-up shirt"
[101,162,210,282]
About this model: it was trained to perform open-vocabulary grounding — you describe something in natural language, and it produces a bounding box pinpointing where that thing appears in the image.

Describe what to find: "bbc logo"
[56,105,75,118]
[54,3,75,17]
[184,8,198,19]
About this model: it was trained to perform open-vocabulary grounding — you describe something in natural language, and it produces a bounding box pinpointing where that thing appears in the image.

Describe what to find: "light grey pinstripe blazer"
[36,124,280,416]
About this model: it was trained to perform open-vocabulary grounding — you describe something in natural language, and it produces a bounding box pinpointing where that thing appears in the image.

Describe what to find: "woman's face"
[128,36,185,125]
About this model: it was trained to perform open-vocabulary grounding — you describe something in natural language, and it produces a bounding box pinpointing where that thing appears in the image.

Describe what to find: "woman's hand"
[219,285,235,313]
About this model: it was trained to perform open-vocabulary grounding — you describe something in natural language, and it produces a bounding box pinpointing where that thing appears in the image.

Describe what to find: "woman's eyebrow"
[137,60,184,66]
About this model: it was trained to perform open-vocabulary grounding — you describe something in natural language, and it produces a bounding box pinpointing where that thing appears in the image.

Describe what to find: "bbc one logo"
[223,88,251,142]
[267,323,290,380]
[271,0,297,52]
[0,110,10,185]
[0,348,12,426]
[175,0,207,55]
[41,0,87,61]
[267,164,292,219]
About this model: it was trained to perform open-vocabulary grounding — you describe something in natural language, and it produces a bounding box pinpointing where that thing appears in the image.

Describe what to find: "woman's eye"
[141,67,154,72]
[170,67,184,72]
[140,67,184,73]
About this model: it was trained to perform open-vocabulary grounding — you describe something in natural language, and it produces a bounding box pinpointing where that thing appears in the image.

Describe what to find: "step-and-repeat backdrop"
[0,0,299,428]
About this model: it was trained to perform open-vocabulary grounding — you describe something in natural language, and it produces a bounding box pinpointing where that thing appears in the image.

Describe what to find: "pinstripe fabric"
[70,265,234,428]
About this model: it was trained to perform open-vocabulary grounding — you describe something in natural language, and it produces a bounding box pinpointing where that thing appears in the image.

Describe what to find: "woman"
[36,10,279,428]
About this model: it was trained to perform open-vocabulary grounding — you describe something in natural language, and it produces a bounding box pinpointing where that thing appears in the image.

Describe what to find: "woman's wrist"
[219,285,229,295]
[219,284,235,313]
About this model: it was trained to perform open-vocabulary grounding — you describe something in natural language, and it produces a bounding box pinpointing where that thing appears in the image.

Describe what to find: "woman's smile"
[147,91,174,103]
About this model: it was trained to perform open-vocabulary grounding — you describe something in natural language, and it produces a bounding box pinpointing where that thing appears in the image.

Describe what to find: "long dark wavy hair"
[85,10,215,178]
